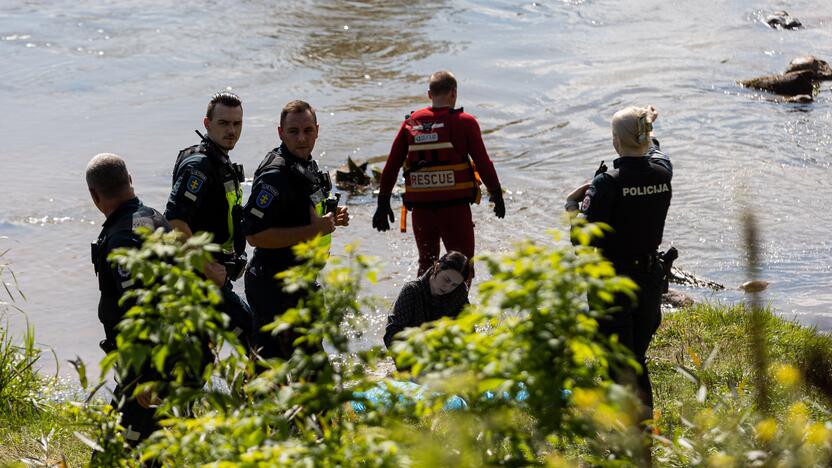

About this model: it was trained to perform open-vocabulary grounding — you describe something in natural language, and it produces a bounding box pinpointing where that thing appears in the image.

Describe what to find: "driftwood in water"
[739,56,832,100]
[739,70,814,97]
[335,157,371,190]
[333,155,388,192]
[669,266,725,291]
[765,11,802,30]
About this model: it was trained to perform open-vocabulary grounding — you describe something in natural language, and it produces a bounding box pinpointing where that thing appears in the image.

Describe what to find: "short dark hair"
[85,153,130,198]
[435,251,470,279]
[206,91,242,120]
[280,100,317,127]
[429,70,457,96]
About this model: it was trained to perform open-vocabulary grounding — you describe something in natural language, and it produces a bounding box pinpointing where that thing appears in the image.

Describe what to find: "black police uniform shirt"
[92,198,170,343]
[165,138,240,256]
[243,144,326,274]
[580,142,672,263]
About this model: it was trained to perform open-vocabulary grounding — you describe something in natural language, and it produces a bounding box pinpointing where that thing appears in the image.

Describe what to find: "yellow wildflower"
[806,422,830,446]
[774,364,800,388]
[707,452,736,467]
[593,403,632,429]
[572,388,601,409]
[694,408,718,429]
[788,401,809,430]
[755,418,778,442]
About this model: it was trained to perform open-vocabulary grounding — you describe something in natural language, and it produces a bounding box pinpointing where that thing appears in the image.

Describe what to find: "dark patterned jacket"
[383,268,469,348]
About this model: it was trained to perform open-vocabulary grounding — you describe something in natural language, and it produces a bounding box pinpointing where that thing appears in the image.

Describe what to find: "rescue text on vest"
[409,170,456,189]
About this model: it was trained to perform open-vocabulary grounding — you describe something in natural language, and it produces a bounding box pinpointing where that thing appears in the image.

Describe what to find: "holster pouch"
[231,204,246,256]
[224,254,248,281]
[658,247,679,293]
[99,339,117,353]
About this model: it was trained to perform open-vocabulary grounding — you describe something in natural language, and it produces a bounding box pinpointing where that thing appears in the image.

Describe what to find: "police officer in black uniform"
[243,100,349,360]
[566,105,672,422]
[87,153,170,446]
[165,92,253,349]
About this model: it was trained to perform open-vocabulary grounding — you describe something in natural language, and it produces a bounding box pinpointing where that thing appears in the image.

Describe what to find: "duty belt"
[611,252,660,272]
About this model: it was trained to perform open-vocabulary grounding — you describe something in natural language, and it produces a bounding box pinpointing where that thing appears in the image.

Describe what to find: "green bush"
[63,225,832,467]
[68,225,648,466]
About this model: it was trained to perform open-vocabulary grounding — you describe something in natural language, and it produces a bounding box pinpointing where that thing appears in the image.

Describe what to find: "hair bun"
[636,112,653,144]
[436,251,470,278]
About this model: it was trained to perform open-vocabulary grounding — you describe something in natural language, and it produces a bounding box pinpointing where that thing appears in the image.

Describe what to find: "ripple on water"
[3,0,832,378]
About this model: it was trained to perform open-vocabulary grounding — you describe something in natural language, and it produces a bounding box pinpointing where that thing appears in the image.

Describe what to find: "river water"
[1,0,831,376]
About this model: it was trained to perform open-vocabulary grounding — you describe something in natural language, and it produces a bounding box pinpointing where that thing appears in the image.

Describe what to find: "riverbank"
[2,303,831,465]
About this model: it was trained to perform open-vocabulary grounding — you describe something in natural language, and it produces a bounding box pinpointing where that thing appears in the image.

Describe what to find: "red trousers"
[411,204,475,277]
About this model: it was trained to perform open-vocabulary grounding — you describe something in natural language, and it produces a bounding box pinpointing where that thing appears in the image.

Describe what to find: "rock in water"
[740,280,769,293]
[786,55,832,80]
[739,70,814,97]
[662,289,695,308]
[765,11,803,30]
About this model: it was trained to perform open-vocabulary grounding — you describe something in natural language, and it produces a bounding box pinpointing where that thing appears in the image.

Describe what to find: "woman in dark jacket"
[383,251,470,348]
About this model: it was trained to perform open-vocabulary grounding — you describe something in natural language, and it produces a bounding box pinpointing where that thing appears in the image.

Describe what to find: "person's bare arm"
[567,182,591,203]
[247,207,336,249]
[168,219,193,238]
[565,182,591,213]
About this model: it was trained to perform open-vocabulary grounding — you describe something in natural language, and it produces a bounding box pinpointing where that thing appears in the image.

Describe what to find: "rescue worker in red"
[372,70,505,277]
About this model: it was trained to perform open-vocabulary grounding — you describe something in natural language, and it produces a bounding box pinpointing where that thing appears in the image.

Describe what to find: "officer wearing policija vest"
[87,153,170,446]
[373,70,505,278]
[243,100,349,361]
[165,91,253,349]
[566,105,672,422]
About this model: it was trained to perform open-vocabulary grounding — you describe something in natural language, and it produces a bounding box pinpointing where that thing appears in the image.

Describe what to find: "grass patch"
[0,402,90,466]
[651,302,832,434]
[0,318,89,466]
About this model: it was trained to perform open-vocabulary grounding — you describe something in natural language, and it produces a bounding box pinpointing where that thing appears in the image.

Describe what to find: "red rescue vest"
[402,109,481,206]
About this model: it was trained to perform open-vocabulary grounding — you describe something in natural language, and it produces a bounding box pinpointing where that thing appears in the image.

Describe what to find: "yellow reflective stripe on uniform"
[314,201,332,256]
[222,183,242,254]
[411,163,471,172]
[405,181,476,193]
[407,142,454,152]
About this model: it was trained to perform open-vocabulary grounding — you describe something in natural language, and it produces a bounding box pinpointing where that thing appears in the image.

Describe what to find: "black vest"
[248,146,332,272]
[91,199,169,341]
[173,139,246,258]
[599,157,672,262]
[255,146,332,204]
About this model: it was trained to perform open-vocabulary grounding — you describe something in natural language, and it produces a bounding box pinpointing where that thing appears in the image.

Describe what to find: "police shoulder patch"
[186,175,204,194]
[579,185,595,212]
[255,189,274,209]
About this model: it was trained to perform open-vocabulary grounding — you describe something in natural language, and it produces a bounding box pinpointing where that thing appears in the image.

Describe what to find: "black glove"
[372,195,395,232]
[490,190,505,219]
